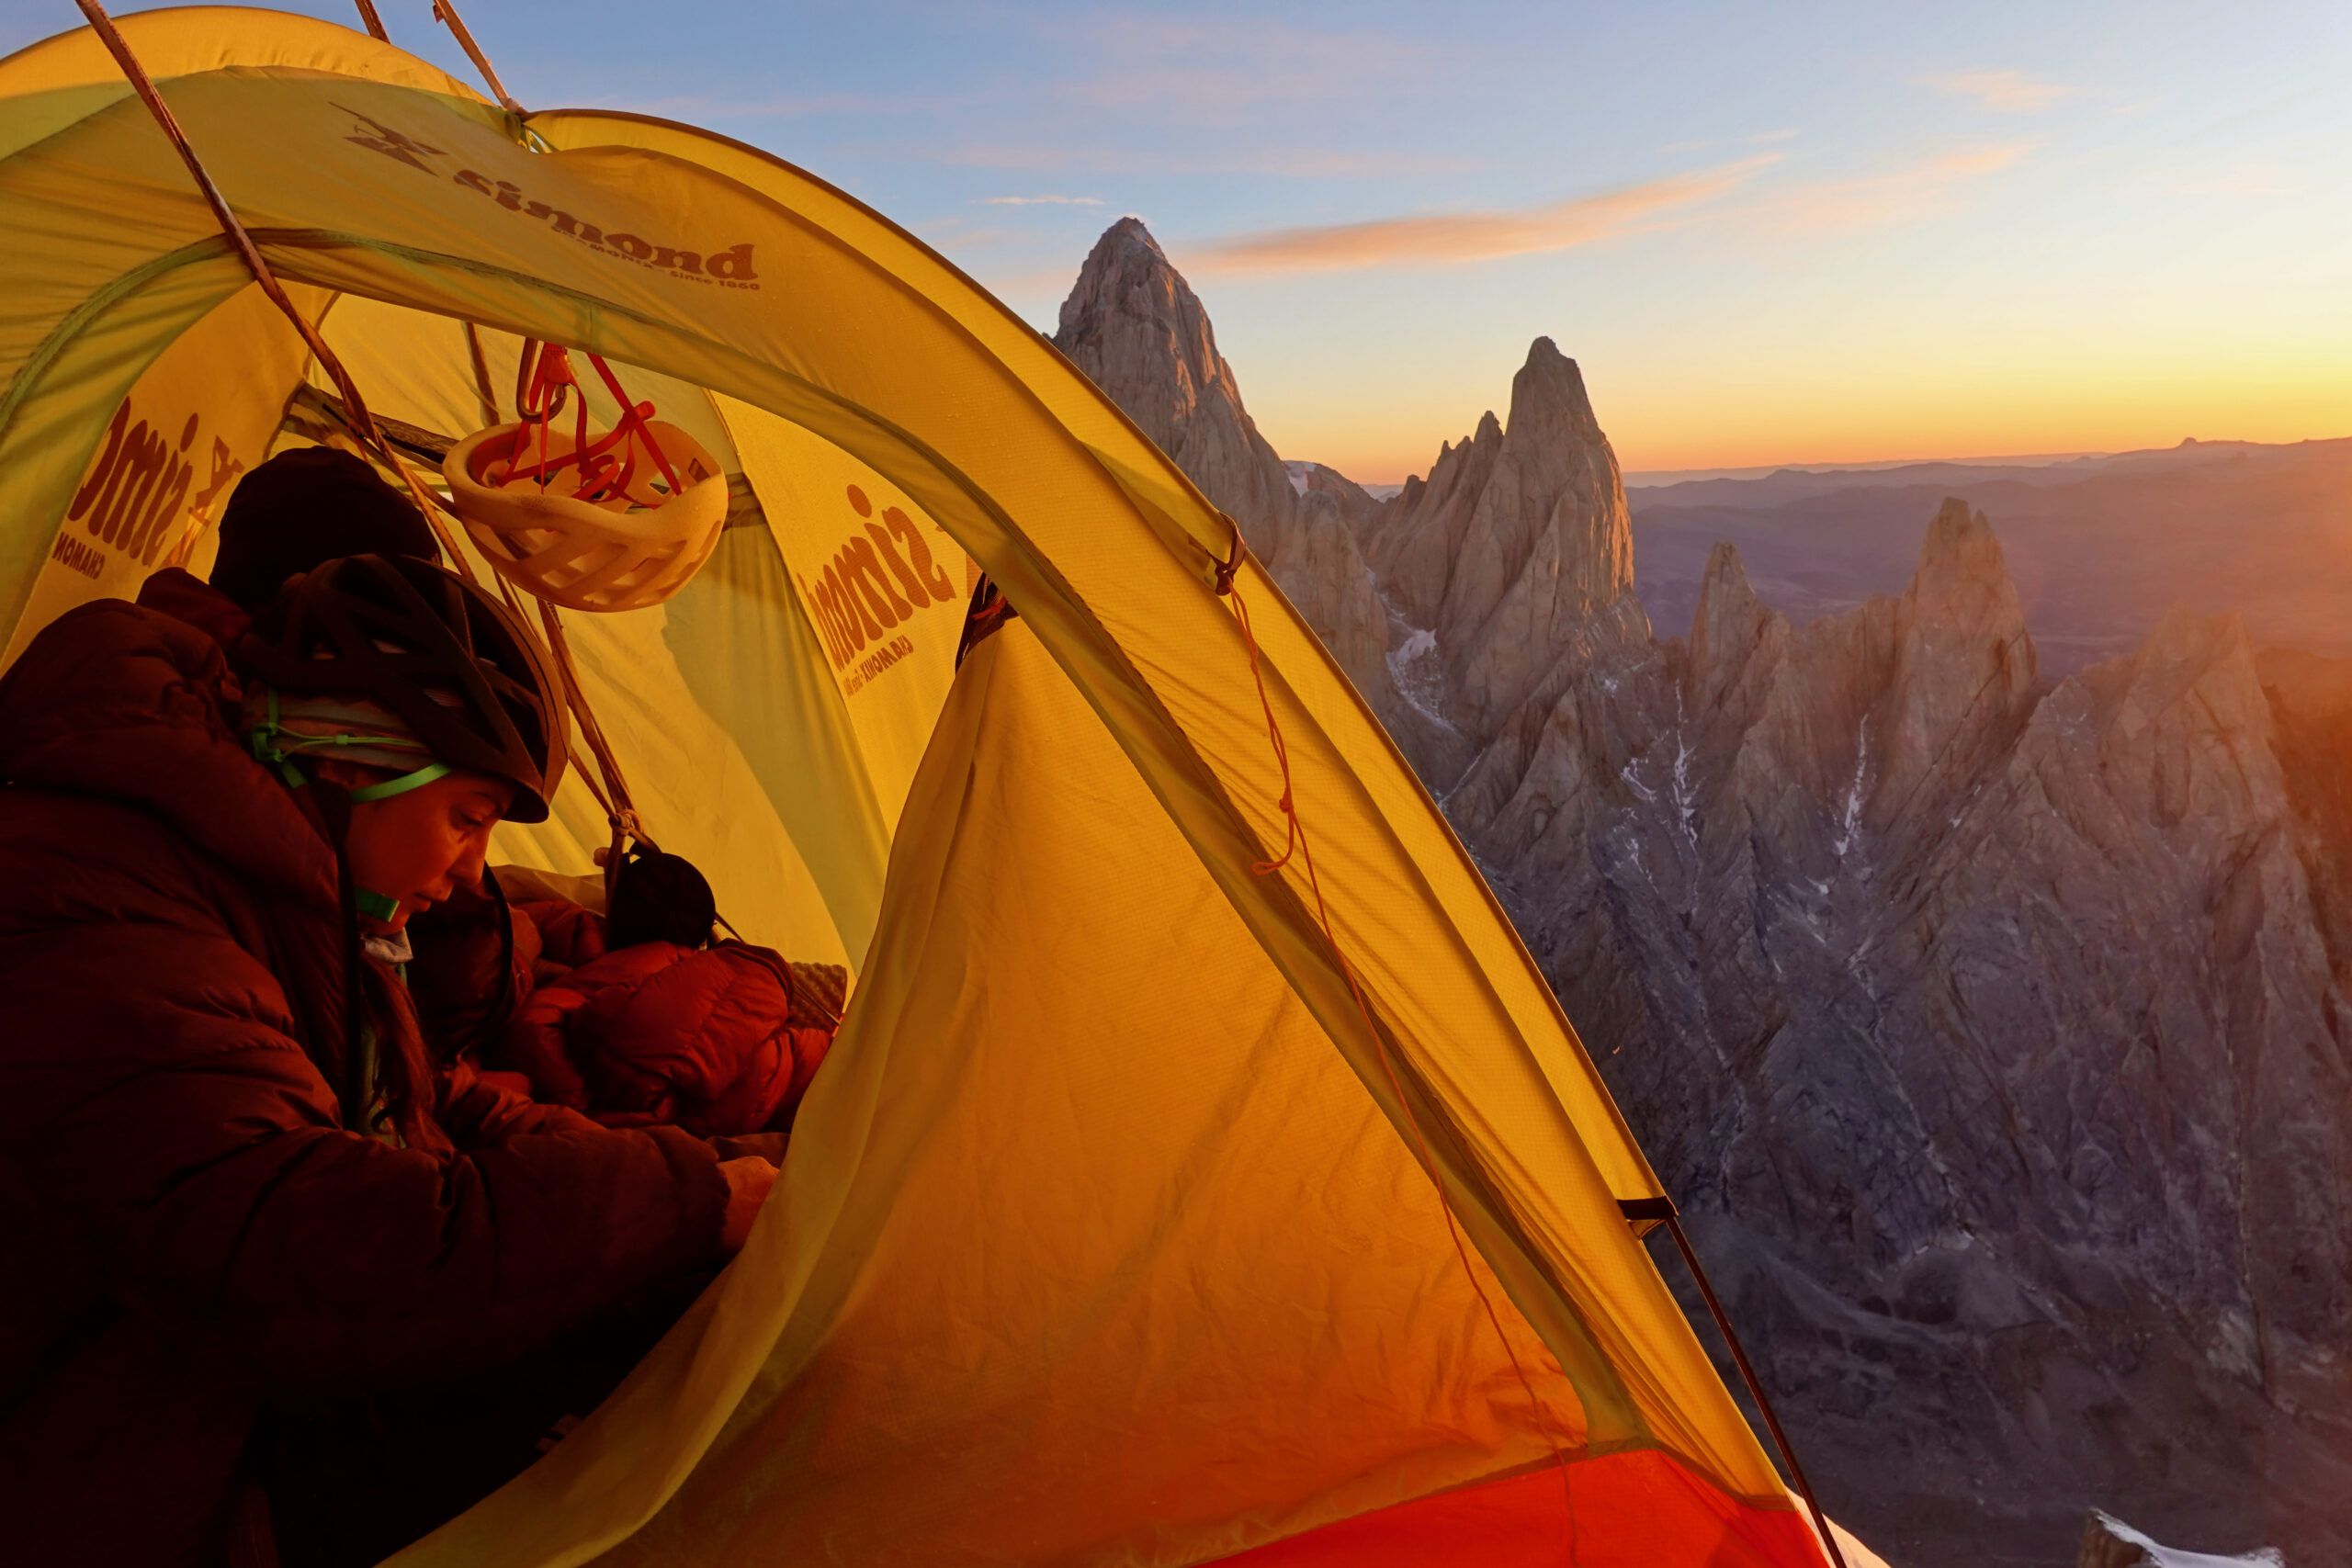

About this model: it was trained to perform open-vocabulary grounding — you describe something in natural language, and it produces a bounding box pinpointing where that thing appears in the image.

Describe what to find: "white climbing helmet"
[442,345,728,613]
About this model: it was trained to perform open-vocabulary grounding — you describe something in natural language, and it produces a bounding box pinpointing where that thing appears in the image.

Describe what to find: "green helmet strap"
[246,690,451,926]
[355,888,405,922]
[247,688,451,800]
[345,762,455,803]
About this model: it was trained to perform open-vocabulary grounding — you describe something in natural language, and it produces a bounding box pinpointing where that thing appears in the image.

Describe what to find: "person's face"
[327,768,516,933]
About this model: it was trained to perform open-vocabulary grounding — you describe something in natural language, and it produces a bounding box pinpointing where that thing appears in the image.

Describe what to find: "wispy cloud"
[1754,142,2032,233]
[621,27,1422,129]
[974,194,1105,208]
[916,217,1023,251]
[1924,70,2074,113]
[941,142,1486,178]
[1190,155,1780,275]
[978,264,1089,301]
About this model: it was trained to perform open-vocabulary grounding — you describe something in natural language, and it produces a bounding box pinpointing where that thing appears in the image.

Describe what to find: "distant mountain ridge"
[1622,436,2304,494]
[1052,220,2352,1568]
[1624,436,2352,674]
[1624,450,2110,488]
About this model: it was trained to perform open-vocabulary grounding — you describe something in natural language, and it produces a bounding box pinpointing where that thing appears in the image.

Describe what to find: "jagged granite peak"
[1051,220,1447,775]
[1871,497,2039,821]
[1508,336,1605,443]
[1690,541,1772,706]
[1366,425,1496,621]
[1053,218,1295,534]
[1284,459,1379,528]
[1363,338,1641,750]
[2256,644,2352,998]
[1447,501,2352,1565]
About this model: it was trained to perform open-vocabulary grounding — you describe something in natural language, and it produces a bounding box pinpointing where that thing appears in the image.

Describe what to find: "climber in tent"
[0,552,778,1567]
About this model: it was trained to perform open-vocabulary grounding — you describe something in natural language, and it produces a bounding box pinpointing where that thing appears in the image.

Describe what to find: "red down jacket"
[0,597,730,1567]
[501,912,840,1138]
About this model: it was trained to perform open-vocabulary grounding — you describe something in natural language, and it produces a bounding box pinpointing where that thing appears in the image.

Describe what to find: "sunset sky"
[9,1,2347,480]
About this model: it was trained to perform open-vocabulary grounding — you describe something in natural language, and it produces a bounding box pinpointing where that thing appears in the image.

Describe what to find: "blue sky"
[7,1,2348,478]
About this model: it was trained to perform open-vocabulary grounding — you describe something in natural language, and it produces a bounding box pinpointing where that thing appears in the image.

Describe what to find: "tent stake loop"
[1662,1216,1849,1568]
[1212,520,1245,595]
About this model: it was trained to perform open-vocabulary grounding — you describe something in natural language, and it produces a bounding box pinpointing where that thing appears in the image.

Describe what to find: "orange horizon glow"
[1262,363,2352,487]
[1302,418,2352,488]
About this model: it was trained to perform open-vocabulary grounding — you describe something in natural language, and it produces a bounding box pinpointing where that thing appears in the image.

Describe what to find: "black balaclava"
[210,447,439,612]
[609,845,719,951]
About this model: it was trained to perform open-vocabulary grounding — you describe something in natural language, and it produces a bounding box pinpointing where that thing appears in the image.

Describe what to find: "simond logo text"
[340,106,761,288]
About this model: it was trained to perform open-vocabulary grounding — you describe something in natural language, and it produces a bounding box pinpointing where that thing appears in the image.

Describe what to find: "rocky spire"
[1048,208,2352,1554]
[1052,218,1297,536]
[1364,336,1643,746]
[1872,498,2039,818]
[1690,541,1772,706]
[1052,220,1424,763]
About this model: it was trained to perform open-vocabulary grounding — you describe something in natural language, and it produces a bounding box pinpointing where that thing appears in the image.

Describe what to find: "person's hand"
[718,1156,778,1251]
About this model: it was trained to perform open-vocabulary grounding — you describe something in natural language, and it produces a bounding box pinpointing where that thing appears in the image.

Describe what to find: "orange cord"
[502,343,684,501]
[1222,556,1582,1562]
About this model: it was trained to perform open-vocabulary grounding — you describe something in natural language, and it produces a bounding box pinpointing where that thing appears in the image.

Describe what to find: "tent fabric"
[1220,1458,1891,1568]
[390,624,1832,1568]
[0,11,1850,1565]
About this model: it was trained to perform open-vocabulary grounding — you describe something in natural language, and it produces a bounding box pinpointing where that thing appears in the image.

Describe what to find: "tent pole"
[351,0,389,41]
[71,0,491,588]
[1662,1216,1850,1568]
[72,0,386,452]
[430,0,525,116]
[70,0,651,867]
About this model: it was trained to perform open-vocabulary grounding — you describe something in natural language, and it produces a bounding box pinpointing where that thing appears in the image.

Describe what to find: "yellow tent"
[0,9,1879,1564]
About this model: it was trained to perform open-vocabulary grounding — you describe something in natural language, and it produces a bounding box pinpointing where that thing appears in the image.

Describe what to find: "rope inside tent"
[1213,530,1584,1561]
[75,0,654,886]
[417,6,663,897]
[504,342,686,503]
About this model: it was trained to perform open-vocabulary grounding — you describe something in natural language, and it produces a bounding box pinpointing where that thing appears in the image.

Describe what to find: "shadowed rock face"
[1498,530,2352,1566]
[1051,219,2352,1568]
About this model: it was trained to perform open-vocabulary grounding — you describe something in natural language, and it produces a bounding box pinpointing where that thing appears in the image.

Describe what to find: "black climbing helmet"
[236,553,569,822]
